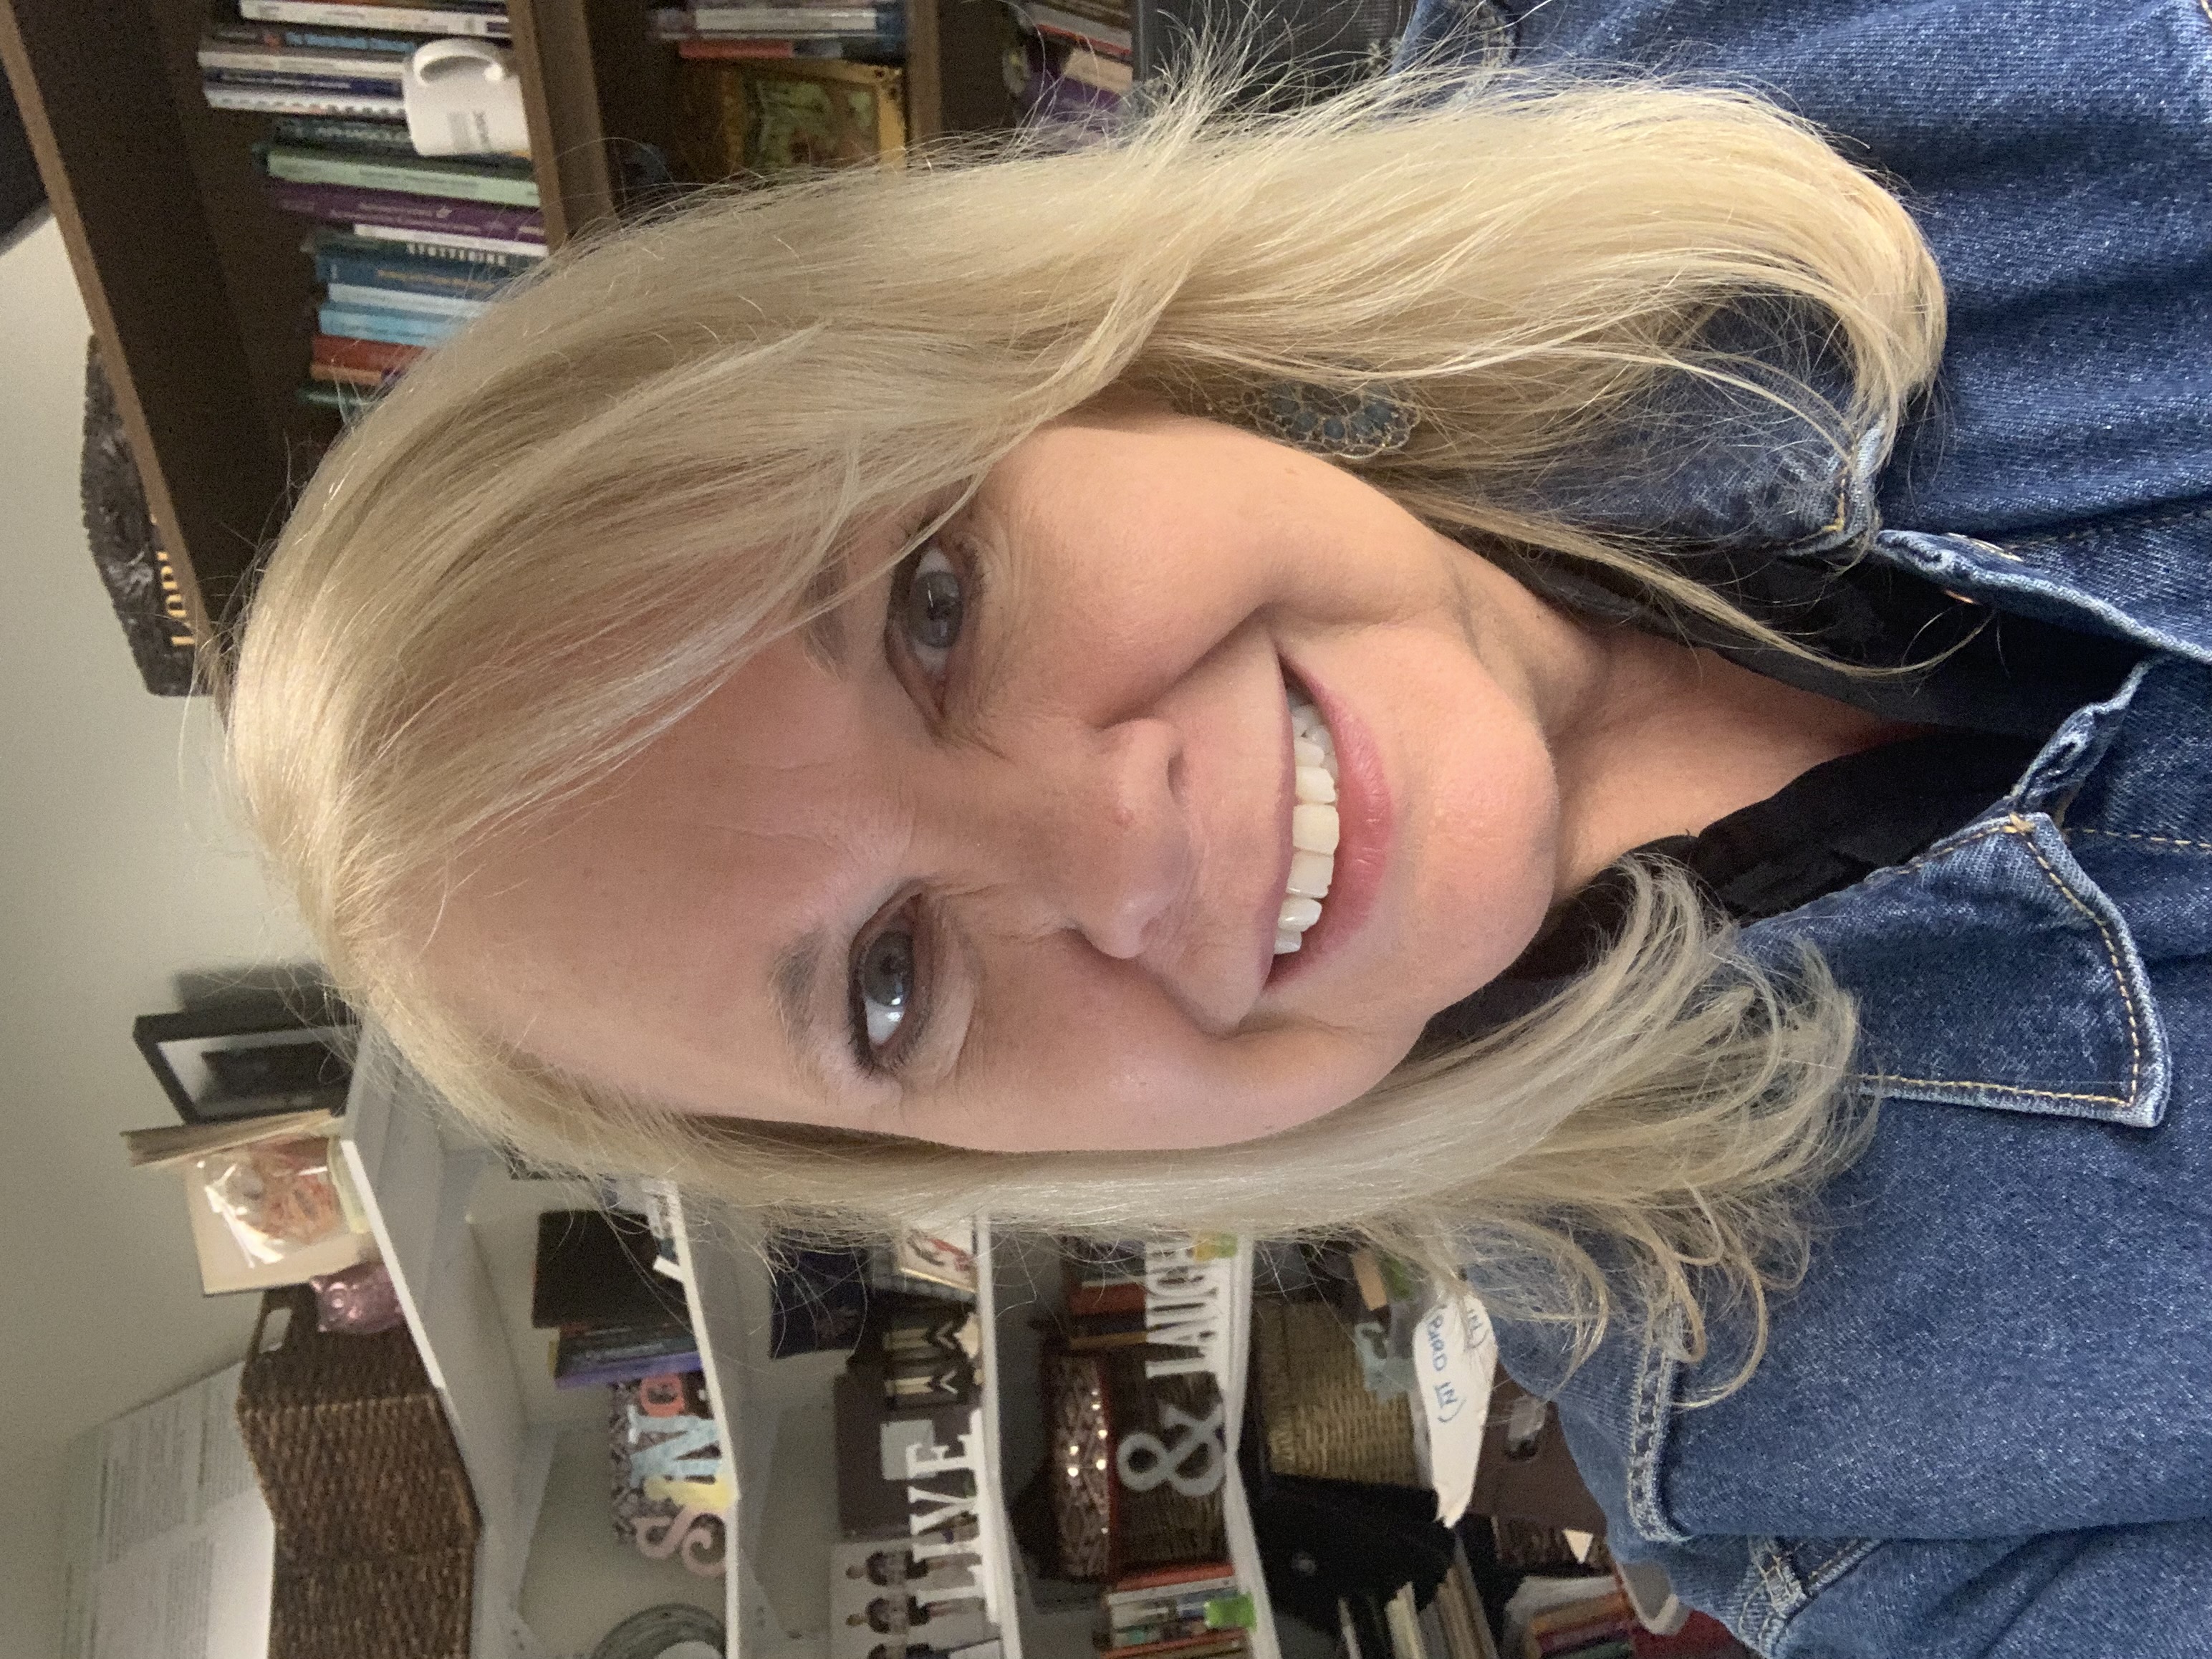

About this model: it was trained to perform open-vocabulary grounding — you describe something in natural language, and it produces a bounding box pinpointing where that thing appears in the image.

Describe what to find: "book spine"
[1106,1574,1247,1601]
[1526,1597,1630,1640]
[313,330,426,372]
[315,246,514,297]
[204,19,424,54]
[350,223,547,259]
[554,1349,704,1388]
[325,280,491,317]
[270,178,545,239]
[1100,1635,1246,1659]
[206,68,410,96]
[310,360,393,388]
[197,45,406,80]
[1028,9,1132,52]
[205,83,404,116]
[274,115,418,151]
[1028,0,1131,30]
[238,0,513,40]
[1069,1280,1147,1317]
[659,4,902,31]
[318,302,464,345]
[298,381,382,413]
[266,145,539,207]
[680,5,902,30]
[1105,1577,1241,1609]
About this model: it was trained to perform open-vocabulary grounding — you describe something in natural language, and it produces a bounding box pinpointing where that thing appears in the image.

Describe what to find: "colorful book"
[312,331,425,373]
[1110,1563,1237,1595]
[206,82,404,116]
[206,19,425,54]
[205,67,412,97]
[1103,1635,1246,1659]
[1069,1279,1147,1317]
[350,222,547,259]
[318,302,465,345]
[298,380,382,413]
[198,44,407,81]
[264,143,540,206]
[271,113,419,150]
[269,178,545,240]
[1027,0,1130,52]
[309,360,392,388]
[238,0,512,39]
[324,280,491,318]
[654,4,902,34]
[314,238,519,297]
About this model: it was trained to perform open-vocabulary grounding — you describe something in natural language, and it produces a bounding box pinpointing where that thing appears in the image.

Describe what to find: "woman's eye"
[854,926,916,1057]
[900,542,965,677]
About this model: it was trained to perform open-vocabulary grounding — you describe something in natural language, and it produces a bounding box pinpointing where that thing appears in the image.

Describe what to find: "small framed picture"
[673,58,906,184]
[133,988,358,1124]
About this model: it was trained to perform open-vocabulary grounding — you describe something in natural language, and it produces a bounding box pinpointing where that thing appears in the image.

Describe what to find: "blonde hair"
[223,52,1943,1390]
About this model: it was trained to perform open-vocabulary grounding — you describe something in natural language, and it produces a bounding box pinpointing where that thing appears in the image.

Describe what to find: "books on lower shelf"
[191,1,535,422]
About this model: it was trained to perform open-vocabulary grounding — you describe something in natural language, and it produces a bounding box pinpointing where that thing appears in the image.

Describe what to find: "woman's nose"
[967,716,1191,960]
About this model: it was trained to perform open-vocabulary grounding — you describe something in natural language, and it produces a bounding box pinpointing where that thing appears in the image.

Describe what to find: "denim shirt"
[1389,1,2212,1652]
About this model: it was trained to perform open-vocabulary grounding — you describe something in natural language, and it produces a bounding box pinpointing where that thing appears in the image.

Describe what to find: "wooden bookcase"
[0,0,1014,645]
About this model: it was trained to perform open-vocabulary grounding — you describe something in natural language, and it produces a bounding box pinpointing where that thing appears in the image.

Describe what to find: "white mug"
[403,38,532,157]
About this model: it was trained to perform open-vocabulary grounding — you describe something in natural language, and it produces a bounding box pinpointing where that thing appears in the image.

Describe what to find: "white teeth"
[1286,850,1333,898]
[1275,691,1342,956]
[1292,804,1340,855]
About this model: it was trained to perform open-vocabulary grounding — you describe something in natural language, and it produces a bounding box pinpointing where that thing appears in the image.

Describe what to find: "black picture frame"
[133,986,358,1125]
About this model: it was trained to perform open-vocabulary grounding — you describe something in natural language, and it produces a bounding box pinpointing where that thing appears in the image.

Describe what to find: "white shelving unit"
[340,1028,1289,1659]
[339,1029,558,1659]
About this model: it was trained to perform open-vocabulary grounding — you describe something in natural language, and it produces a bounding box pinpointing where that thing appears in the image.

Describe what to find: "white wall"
[0,217,314,1659]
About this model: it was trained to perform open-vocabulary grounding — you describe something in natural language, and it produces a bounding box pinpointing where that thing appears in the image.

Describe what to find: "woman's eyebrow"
[770,929,837,1090]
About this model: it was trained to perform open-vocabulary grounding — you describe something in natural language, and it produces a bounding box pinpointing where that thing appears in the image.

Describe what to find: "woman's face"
[428,402,1572,1151]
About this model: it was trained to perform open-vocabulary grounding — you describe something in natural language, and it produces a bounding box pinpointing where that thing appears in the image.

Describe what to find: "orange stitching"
[2009,814,2142,1103]
[2070,826,2212,855]
[1854,1072,2130,1108]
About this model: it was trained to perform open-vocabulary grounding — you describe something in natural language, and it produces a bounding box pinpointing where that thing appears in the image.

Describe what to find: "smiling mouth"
[1273,685,1340,954]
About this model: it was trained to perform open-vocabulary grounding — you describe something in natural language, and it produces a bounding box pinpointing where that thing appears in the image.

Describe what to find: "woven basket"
[236,1286,479,1658]
[1251,1299,1423,1489]
[267,1548,477,1659]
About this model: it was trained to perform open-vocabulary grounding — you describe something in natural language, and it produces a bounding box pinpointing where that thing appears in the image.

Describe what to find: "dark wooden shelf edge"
[1,0,296,640]
[511,0,618,246]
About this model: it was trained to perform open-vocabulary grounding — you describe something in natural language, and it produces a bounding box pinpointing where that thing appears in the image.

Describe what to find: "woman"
[222,0,2211,1650]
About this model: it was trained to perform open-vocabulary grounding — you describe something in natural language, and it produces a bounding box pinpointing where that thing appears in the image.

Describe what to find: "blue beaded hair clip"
[1242,380,1416,461]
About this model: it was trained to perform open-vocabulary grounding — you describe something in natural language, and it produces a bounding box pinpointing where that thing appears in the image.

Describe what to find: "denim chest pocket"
[1746,808,2171,1128]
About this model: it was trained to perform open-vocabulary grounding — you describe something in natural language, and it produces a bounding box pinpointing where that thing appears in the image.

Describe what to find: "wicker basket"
[1251,1299,1423,1489]
[236,1286,479,1659]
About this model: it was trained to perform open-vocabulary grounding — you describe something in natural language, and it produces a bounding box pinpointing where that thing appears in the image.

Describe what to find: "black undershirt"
[1420,546,2145,1049]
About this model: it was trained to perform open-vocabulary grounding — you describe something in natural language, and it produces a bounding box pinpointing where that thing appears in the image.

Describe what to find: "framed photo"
[133,986,358,1124]
[672,58,906,184]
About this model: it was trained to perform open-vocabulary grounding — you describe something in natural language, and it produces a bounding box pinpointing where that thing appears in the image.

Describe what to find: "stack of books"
[1103,1564,1256,1659]
[532,1208,702,1388]
[1062,1239,1152,1353]
[195,1,540,415]
[650,1,907,60]
[1013,0,1130,129]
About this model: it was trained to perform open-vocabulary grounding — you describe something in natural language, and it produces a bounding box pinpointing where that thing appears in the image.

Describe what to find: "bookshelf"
[0,0,1015,646]
[335,1024,1304,1659]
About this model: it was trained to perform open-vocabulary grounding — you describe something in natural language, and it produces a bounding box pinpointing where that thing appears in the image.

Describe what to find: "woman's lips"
[1268,661,1390,985]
